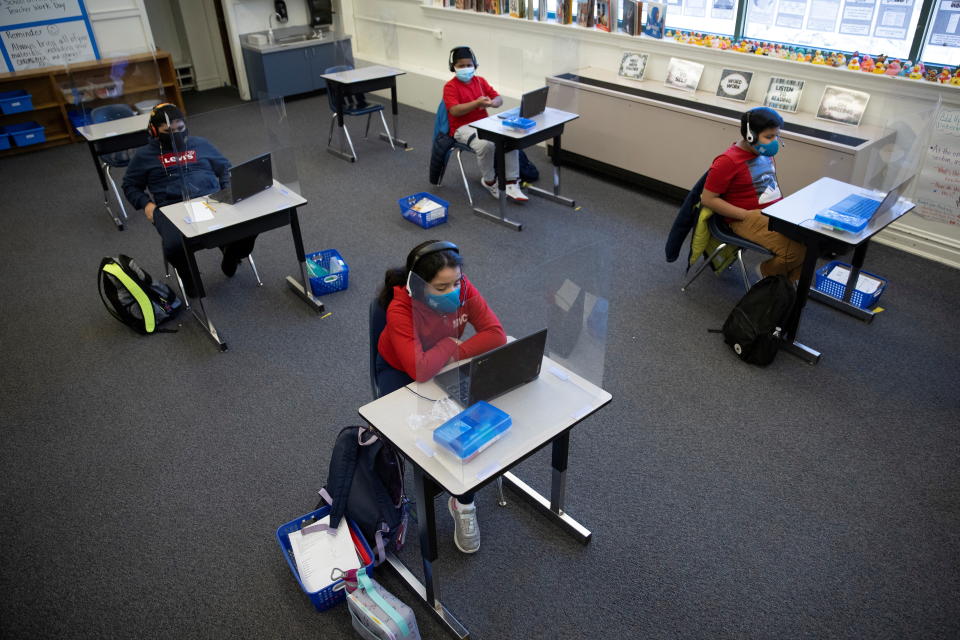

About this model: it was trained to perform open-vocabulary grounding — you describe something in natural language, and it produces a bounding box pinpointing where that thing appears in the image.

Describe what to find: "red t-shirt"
[704,144,783,217]
[443,75,499,137]
[377,275,507,382]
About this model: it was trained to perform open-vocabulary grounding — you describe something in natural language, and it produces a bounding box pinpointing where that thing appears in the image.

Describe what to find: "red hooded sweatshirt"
[377,276,506,382]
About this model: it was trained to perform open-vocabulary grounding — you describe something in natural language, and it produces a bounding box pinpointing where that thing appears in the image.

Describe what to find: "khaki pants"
[454,123,519,183]
[729,213,805,282]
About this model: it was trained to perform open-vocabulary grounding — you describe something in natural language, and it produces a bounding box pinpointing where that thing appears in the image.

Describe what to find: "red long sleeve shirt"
[443,75,499,137]
[377,276,506,382]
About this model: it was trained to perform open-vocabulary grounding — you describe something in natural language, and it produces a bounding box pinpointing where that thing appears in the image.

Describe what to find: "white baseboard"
[874,222,960,269]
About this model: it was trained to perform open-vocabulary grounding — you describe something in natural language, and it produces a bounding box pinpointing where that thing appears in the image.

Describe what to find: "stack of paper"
[826,265,882,295]
[410,198,442,213]
[287,515,361,593]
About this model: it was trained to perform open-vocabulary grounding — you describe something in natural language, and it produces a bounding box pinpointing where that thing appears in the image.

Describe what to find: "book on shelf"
[510,0,520,16]
[576,0,595,26]
[644,1,666,38]
[595,0,611,31]
[621,0,641,35]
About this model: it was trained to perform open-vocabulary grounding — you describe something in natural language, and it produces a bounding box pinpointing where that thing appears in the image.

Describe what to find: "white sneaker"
[505,181,528,203]
[448,497,480,553]
[480,177,499,198]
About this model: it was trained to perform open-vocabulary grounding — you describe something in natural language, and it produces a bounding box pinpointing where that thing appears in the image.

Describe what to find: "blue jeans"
[374,354,474,504]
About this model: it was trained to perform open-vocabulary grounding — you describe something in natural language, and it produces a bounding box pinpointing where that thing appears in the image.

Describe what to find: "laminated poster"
[763,76,804,113]
[618,51,649,80]
[665,57,704,92]
[716,68,753,101]
[816,85,870,126]
[912,107,960,226]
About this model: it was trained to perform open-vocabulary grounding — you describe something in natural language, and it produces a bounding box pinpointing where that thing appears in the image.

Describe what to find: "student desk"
[762,176,915,364]
[158,181,323,350]
[469,107,579,231]
[76,114,150,230]
[319,65,407,162]
[358,355,611,639]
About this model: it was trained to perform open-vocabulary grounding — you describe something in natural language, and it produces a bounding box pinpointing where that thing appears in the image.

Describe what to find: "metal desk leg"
[779,245,821,364]
[284,209,325,313]
[88,141,124,230]
[471,139,522,231]
[528,134,575,208]
[385,469,469,640]
[327,84,356,163]
[378,81,408,149]
[501,432,592,544]
[181,241,227,351]
[808,240,877,322]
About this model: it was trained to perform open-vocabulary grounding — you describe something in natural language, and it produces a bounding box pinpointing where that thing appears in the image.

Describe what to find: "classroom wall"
[341,0,960,268]
[85,0,155,56]
[143,0,190,65]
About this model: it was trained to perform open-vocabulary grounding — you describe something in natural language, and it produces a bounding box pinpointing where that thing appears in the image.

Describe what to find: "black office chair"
[325,65,394,162]
[682,213,773,293]
[369,297,388,400]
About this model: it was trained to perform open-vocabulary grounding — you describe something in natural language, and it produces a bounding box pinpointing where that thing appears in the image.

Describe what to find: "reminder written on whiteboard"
[913,107,960,227]
[0,0,99,71]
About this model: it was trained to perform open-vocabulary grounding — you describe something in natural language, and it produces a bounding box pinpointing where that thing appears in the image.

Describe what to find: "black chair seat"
[708,215,773,257]
[343,103,384,117]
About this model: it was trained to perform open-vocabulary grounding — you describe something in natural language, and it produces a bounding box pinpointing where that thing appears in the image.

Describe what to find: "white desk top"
[359,356,611,496]
[762,176,916,245]
[76,114,150,142]
[159,180,307,239]
[319,65,405,84]
[470,107,579,140]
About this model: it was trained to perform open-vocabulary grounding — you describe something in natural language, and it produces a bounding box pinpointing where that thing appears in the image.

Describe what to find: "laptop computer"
[208,152,273,205]
[813,175,914,233]
[497,86,550,120]
[433,328,548,407]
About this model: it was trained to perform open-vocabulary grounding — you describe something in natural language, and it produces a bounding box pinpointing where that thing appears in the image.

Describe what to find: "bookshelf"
[0,51,183,158]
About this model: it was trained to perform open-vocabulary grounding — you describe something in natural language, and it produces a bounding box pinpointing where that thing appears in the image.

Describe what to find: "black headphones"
[448,46,478,72]
[405,241,460,295]
[148,102,177,138]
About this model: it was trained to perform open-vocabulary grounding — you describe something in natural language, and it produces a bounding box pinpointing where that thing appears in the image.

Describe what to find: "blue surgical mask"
[426,286,461,314]
[455,67,475,83]
[753,138,780,157]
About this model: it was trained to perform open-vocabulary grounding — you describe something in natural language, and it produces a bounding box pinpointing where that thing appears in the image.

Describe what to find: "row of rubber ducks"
[663,30,960,85]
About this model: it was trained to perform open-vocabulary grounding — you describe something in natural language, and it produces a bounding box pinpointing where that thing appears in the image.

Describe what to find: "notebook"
[433,329,548,407]
[813,176,913,233]
[208,152,273,205]
[497,86,549,120]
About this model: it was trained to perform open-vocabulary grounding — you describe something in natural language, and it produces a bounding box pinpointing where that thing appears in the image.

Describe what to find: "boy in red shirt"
[701,106,805,281]
[443,46,528,203]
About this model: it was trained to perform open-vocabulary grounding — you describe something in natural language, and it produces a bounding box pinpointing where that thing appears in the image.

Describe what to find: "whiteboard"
[0,0,98,71]
[0,0,85,27]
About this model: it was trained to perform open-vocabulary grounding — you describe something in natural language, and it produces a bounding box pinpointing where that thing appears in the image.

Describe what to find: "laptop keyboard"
[440,377,471,406]
[831,194,881,218]
[497,107,520,119]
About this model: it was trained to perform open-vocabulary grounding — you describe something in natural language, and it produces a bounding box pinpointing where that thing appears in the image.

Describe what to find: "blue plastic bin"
[814,260,887,310]
[0,90,33,115]
[305,249,349,296]
[398,192,449,229]
[68,109,92,130]
[276,505,374,611]
[6,121,45,147]
[0,127,10,151]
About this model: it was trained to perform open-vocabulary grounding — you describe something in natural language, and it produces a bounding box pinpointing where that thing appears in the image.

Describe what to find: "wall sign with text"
[665,57,704,92]
[618,51,649,80]
[0,0,99,73]
[816,85,870,126]
[763,76,804,113]
[716,68,753,102]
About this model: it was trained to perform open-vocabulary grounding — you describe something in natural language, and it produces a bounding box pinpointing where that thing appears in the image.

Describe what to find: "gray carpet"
[1,88,958,640]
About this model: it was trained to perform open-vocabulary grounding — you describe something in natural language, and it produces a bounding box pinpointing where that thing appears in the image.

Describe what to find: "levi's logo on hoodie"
[158,149,197,167]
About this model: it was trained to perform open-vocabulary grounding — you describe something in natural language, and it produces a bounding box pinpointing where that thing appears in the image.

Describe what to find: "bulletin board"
[0,0,99,73]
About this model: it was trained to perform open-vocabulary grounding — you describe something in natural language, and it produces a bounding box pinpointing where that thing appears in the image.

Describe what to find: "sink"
[243,26,331,48]
[275,33,323,44]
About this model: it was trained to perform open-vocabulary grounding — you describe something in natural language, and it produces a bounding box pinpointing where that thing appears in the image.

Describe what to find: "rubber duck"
[938,68,951,83]
[924,68,938,82]
[908,64,923,79]
[950,70,960,86]
[885,59,901,76]
[812,51,826,65]
[860,55,875,72]
[873,61,886,74]
[899,60,913,77]
[833,53,846,67]
[848,56,860,71]
[803,51,812,63]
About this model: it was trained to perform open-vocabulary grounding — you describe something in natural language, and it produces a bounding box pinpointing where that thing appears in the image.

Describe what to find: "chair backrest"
[368,297,388,399]
[434,100,449,140]
[91,103,136,123]
[325,65,354,113]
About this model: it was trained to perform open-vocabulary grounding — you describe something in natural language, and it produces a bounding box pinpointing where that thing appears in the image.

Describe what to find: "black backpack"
[98,255,182,334]
[318,426,409,565]
[721,275,795,366]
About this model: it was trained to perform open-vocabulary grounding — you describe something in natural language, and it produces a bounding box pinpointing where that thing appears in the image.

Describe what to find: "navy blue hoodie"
[122,135,230,210]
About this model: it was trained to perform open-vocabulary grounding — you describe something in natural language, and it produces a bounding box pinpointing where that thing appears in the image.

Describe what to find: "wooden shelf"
[0,51,183,156]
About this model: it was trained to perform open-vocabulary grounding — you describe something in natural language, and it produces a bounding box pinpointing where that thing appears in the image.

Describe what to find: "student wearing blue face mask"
[443,46,528,203]
[376,240,506,553]
[700,106,805,281]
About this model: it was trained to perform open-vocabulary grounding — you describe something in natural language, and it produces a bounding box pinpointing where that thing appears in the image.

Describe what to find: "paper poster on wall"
[929,0,960,47]
[618,51,649,79]
[839,0,875,35]
[712,0,735,19]
[763,77,804,112]
[776,0,808,28]
[816,86,870,126]
[806,0,841,31]
[716,69,753,101]
[0,0,98,71]
[913,107,960,226]
[748,0,777,24]
[665,58,704,91]
[684,0,707,17]
[874,0,914,40]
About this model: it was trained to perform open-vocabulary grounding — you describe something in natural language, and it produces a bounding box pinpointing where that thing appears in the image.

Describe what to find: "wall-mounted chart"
[0,0,99,72]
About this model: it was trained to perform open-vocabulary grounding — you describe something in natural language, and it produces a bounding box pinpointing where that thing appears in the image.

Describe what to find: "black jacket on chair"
[665,171,709,263]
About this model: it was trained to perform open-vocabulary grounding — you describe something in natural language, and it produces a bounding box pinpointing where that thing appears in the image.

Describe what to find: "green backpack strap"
[357,568,411,637]
[101,261,156,333]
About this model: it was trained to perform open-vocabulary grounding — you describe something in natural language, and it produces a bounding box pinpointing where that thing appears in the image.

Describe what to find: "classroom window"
[743,0,925,59]
[662,0,741,36]
[921,0,960,66]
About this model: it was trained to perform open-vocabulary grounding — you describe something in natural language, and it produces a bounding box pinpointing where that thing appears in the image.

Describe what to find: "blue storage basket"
[814,260,887,310]
[398,192,449,229]
[305,249,349,296]
[0,90,33,115]
[276,505,375,612]
[6,121,45,147]
[0,127,10,151]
